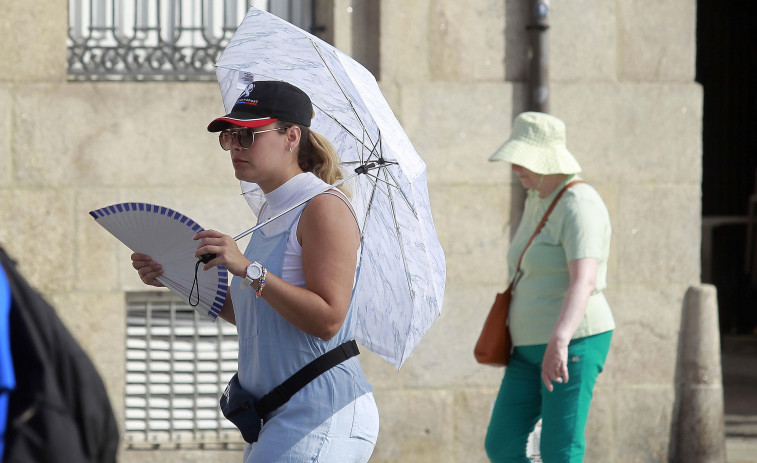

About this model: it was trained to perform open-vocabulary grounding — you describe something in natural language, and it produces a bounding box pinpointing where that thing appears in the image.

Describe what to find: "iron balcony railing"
[67,0,314,81]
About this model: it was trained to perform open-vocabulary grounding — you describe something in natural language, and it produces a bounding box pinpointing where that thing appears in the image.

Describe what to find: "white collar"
[264,172,318,213]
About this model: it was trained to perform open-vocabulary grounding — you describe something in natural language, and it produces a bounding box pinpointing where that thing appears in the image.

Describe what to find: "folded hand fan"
[89,203,228,321]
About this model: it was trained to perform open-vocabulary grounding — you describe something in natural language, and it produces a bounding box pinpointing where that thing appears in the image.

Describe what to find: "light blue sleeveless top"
[229,177,372,433]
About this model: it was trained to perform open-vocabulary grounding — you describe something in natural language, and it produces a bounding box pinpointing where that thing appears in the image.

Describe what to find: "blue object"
[0,263,15,460]
[229,186,377,460]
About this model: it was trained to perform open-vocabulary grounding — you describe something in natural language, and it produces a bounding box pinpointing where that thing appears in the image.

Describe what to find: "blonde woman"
[132,81,379,462]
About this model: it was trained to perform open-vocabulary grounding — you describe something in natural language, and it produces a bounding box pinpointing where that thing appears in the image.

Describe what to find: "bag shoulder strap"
[255,340,360,416]
[509,180,585,288]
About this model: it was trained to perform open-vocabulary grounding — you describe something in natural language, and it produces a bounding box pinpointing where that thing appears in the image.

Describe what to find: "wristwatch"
[241,261,264,288]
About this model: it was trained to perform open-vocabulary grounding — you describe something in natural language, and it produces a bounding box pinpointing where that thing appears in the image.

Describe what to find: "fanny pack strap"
[255,339,360,416]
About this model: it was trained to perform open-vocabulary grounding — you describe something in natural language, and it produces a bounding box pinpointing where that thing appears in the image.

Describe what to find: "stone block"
[331,0,354,55]
[0,2,67,82]
[585,386,615,462]
[551,0,617,81]
[615,385,675,463]
[13,83,228,188]
[605,284,685,384]
[428,0,505,82]
[725,438,757,463]
[371,389,455,463]
[617,0,697,81]
[75,189,121,292]
[380,0,431,84]
[398,82,514,185]
[0,188,75,292]
[591,183,622,285]
[50,292,126,418]
[429,183,511,286]
[360,284,509,390]
[613,83,702,184]
[357,347,406,390]
[454,389,499,463]
[614,184,701,285]
[550,83,620,182]
[550,82,703,185]
[0,86,10,186]
[378,81,401,119]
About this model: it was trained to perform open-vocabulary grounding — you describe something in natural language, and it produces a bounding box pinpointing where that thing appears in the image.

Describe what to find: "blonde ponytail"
[279,122,350,197]
[308,131,344,185]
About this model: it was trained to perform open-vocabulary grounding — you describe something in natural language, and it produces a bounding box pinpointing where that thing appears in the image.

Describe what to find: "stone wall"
[369,1,701,462]
[0,1,701,462]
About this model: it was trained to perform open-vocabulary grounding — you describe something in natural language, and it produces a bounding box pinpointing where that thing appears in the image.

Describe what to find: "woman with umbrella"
[132,80,379,462]
[484,112,615,462]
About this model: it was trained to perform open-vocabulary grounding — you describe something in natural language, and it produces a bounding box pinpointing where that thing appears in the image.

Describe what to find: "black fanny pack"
[220,339,360,443]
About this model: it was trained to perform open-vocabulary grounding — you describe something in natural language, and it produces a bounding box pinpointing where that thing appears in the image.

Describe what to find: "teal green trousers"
[484,331,612,463]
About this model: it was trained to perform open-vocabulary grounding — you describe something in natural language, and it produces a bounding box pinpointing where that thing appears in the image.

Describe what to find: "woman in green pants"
[484,112,615,463]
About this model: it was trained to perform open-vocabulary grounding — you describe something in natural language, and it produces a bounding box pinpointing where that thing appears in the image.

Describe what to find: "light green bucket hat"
[489,112,581,175]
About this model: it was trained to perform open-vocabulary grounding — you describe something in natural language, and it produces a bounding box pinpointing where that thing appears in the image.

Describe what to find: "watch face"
[247,263,262,280]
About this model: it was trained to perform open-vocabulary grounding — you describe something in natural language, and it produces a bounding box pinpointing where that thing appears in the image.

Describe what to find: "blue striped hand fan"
[89,203,228,321]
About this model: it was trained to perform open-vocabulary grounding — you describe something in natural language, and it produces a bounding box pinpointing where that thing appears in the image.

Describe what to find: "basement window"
[125,292,240,448]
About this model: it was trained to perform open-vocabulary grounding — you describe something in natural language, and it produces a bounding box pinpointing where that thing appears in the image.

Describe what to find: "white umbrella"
[214,6,446,369]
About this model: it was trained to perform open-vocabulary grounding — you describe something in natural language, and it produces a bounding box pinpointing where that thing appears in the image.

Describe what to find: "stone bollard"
[673,284,727,463]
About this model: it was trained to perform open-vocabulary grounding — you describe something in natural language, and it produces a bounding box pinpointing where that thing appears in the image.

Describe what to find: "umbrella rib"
[342,156,395,167]
[309,38,378,158]
[360,171,381,238]
[361,167,417,220]
[363,171,397,191]
[382,166,419,219]
[360,169,395,200]
[311,102,384,167]
[383,169,415,301]
[311,101,374,155]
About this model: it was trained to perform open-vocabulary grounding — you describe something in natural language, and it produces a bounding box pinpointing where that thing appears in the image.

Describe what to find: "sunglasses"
[218,127,286,150]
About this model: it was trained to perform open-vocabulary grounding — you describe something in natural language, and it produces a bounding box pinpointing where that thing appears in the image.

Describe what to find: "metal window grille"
[125,292,240,448]
[67,0,315,81]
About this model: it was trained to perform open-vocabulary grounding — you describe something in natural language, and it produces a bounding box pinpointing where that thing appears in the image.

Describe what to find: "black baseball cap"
[207,80,313,132]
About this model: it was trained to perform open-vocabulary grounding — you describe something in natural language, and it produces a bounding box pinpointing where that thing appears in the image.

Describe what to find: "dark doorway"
[697,0,757,444]
[697,0,757,336]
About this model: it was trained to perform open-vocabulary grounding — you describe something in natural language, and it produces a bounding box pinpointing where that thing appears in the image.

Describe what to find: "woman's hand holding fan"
[131,253,165,287]
[89,202,229,320]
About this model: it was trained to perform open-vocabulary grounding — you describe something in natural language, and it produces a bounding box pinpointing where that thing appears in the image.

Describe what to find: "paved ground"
[722,335,757,463]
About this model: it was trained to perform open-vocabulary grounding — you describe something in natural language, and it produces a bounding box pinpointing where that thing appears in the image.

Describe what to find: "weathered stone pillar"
[673,284,727,463]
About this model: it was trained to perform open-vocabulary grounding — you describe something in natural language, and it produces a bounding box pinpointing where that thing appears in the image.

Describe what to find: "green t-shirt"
[507,175,615,346]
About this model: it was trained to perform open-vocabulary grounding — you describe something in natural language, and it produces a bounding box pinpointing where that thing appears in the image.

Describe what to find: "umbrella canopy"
[215,7,446,369]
